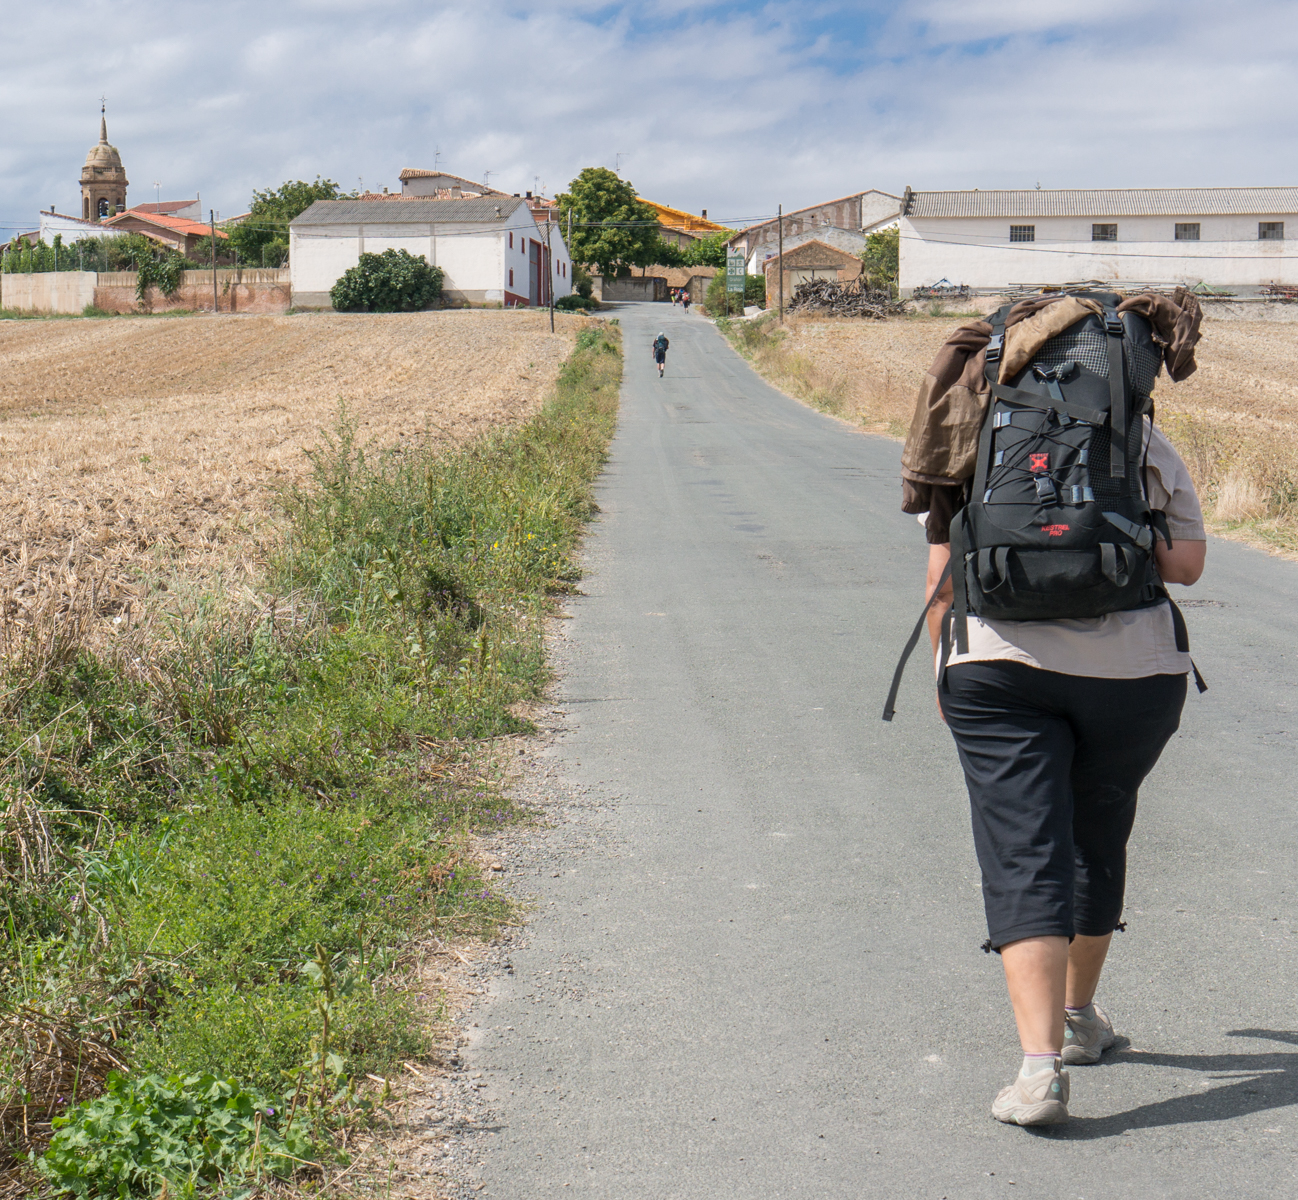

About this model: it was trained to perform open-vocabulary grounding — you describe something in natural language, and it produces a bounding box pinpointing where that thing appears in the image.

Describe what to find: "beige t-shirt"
[938,421,1205,679]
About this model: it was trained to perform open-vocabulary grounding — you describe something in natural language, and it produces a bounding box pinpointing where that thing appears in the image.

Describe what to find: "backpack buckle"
[1105,315,1124,336]
[986,334,1003,363]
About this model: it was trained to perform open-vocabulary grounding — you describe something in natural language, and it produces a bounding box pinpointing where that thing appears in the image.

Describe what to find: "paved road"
[475,302,1298,1198]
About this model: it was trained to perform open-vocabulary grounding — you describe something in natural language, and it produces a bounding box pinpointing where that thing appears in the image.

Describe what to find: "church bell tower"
[80,102,128,222]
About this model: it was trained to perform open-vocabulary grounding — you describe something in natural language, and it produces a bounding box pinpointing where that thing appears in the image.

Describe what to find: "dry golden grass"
[737,314,1298,554]
[0,310,589,634]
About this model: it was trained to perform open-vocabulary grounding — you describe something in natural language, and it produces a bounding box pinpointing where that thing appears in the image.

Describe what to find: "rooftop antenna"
[153,180,162,208]
[434,146,443,172]
[483,170,494,191]
[1035,181,1042,190]
[614,153,625,176]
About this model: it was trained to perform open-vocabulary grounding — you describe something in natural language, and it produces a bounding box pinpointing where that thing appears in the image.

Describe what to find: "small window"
[1092,224,1117,242]
[1175,223,1200,241]
[1260,221,1285,240]
[508,232,513,248]
[1009,225,1035,242]
[509,269,514,287]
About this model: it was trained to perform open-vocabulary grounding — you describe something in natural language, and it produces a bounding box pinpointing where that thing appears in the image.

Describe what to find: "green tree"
[860,225,899,290]
[681,231,730,269]
[228,177,352,268]
[556,169,662,277]
[330,248,444,312]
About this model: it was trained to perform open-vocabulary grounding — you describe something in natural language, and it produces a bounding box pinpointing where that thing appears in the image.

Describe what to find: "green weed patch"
[0,322,621,1194]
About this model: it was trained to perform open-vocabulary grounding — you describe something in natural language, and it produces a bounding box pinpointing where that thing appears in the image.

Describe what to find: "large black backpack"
[883,290,1203,720]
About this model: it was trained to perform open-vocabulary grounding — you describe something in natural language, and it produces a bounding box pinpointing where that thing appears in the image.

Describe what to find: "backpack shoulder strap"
[882,558,952,722]
[1103,303,1127,480]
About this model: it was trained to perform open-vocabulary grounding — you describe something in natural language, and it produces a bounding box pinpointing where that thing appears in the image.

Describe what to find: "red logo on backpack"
[1029,453,1050,473]
[1041,524,1069,537]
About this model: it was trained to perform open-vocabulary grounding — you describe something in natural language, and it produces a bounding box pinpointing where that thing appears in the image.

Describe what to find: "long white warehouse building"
[899,187,1298,294]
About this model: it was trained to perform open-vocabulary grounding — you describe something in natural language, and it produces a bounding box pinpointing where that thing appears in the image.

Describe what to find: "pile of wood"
[786,277,907,319]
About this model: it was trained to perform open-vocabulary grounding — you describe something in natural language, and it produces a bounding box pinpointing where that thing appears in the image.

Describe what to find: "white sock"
[1020,1053,1058,1077]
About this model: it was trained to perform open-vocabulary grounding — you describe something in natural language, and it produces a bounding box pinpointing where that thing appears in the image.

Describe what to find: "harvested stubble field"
[730,313,1298,554]
[0,309,589,633]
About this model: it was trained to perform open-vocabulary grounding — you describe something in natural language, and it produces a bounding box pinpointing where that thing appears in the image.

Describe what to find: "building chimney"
[701,209,708,219]
[382,186,389,194]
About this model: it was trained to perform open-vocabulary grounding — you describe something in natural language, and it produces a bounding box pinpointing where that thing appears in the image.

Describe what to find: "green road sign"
[726,253,745,293]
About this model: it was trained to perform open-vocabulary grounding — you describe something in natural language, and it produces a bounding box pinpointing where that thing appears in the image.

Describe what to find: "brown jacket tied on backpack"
[901,288,1203,543]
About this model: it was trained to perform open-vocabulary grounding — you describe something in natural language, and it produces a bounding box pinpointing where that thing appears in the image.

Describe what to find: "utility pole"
[777,203,784,324]
[546,218,555,333]
[210,209,218,314]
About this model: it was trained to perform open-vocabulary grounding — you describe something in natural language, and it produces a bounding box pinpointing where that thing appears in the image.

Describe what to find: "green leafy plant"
[556,293,598,311]
[571,263,594,298]
[330,249,444,312]
[36,1071,318,1197]
[860,225,899,291]
[705,271,765,315]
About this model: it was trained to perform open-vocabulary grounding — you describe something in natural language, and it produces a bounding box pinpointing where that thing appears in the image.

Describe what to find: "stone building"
[729,190,902,274]
[80,104,128,221]
[763,239,863,305]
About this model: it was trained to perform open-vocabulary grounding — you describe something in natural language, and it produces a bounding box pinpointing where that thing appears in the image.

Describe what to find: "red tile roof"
[104,210,228,238]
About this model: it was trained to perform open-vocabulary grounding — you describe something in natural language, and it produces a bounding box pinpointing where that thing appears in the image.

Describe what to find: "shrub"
[571,263,594,298]
[556,293,597,312]
[37,1071,319,1196]
[330,249,443,313]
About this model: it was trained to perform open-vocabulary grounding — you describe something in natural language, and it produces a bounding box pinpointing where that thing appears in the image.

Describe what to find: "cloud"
[0,0,1292,236]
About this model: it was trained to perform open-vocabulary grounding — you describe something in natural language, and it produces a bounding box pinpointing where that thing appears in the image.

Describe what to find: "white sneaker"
[1062,1003,1117,1065]
[991,1058,1070,1126]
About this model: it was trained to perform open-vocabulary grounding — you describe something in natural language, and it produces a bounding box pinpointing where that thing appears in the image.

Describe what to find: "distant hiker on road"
[652,332,669,377]
[681,292,692,313]
[890,288,1207,1127]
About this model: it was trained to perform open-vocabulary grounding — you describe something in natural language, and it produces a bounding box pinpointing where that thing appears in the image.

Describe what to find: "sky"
[1,0,1295,236]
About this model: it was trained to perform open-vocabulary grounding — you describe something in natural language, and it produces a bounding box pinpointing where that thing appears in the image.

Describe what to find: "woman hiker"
[902,290,1207,1125]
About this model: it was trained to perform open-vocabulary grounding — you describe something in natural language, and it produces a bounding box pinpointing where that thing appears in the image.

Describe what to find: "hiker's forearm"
[927,543,953,655]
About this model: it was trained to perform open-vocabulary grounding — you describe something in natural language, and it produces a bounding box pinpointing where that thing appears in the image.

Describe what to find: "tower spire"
[99,96,107,143]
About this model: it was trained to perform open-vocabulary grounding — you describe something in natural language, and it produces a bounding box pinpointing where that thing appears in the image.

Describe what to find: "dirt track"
[0,310,587,608]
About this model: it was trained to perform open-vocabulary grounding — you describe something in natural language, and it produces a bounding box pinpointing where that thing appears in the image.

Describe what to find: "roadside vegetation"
[0,324,622,1196]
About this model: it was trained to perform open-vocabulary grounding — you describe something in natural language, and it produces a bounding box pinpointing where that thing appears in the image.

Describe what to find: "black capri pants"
[940,661,1186,950]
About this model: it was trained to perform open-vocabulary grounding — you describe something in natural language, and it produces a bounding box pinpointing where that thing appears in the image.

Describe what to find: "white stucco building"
[38,210,127,246]
[289,197,573,309]
[899,187,1298,294]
